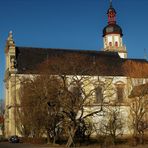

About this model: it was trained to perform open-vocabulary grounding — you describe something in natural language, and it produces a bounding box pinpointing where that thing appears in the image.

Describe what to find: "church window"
[116,84,124,102]
[109,42,112,46]
[95,86,103,103]
[69,85,82,103]
[115,41,118,47]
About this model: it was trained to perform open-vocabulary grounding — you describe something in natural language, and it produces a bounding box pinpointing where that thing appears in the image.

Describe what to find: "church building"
[4,2,148,137]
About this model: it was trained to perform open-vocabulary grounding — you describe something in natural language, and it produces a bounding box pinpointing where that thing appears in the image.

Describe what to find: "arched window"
[115,82,125,103]
[115,41,118,47]
[69,85,82,102]
[95,86,103,103]
[109,42,112,47]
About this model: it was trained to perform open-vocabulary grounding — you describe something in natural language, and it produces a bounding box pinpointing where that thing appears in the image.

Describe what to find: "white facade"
[103,34,127,59]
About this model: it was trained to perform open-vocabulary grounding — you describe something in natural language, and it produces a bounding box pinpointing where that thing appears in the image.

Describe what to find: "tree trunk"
[66,127,77,147]
[46,132,51,144]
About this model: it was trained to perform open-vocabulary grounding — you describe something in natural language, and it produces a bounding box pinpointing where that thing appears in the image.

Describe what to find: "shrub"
[21,137,47,144]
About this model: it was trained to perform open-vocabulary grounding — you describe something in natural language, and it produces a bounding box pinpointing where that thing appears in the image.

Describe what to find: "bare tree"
[123,60,148,144]
[16,75,62,140]
[48,59,119,147]
[99,104,124,145]
[16,53,121,147]
[129,83,148,144]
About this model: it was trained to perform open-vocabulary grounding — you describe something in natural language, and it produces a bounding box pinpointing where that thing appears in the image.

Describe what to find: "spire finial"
[8,30,13,39]
[110,0,112,8]
[7,30,15,46]
[8,30,13,41]
[5,30,15,53]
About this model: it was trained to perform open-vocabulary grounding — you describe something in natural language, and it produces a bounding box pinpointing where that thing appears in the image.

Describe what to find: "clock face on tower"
[106,27,113,33]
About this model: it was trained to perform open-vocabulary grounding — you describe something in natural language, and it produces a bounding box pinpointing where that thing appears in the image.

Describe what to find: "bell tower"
[103,0,127,58]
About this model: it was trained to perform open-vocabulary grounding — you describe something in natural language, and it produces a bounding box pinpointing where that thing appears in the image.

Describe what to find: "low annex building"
[4,2,148,137]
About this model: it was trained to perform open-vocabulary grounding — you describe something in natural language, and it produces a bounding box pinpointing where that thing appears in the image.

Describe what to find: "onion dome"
[103,24,123,37]
[102,1,123,37]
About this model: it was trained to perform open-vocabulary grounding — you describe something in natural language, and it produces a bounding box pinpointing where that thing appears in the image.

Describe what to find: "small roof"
[103,24,123,37]
[129,83,148,98]
[107,7,116,14]
[107,0,116,14]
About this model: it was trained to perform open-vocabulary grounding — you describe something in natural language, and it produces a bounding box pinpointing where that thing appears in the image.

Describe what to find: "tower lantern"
[102,0,127,58]
[107,1,116,24]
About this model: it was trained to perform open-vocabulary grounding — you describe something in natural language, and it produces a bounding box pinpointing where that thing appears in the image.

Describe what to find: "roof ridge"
[16,46,121,56]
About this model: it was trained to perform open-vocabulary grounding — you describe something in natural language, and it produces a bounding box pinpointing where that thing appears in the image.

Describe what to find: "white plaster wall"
[118,52,126,58]
[5,73,147,137]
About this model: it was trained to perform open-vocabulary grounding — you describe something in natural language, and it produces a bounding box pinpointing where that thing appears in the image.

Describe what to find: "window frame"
[115,82,125,103]
[95,86,103,103]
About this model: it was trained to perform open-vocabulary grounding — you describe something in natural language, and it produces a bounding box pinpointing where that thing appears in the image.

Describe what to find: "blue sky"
[0,0,148,99]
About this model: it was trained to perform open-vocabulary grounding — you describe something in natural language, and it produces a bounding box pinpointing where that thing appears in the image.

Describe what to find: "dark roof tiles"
[15,47,148,77]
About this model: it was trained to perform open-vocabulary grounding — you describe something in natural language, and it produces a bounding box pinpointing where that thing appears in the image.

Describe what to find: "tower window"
[109,42,112,46]
[115,41,118,47]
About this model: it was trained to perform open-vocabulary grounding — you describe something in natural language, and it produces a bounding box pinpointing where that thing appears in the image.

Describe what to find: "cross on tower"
[110,0,112,7]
